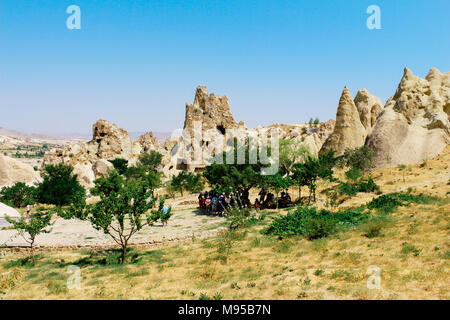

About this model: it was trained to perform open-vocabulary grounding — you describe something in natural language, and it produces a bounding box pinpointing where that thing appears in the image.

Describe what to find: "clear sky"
[1,0,449,136]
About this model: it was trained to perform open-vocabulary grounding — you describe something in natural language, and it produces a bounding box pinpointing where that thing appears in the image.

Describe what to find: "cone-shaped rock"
[320,87,366,155]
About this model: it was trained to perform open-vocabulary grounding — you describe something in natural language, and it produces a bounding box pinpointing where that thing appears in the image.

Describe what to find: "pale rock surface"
[88,120,133,160]
[367,68,450,168]
[0,154,41,187]
[92,159,114,178]
[183,85,238,135]
[354,89,383,135]
[133,132,160,154]
[73,163,96,189]
[0,202,20,218]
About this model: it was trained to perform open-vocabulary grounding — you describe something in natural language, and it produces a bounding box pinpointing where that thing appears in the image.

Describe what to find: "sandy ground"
[0,207,226,248]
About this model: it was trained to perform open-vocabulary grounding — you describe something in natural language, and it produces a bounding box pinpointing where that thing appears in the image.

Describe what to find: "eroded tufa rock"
[89,120,133,160]
[0,154,41,188]
[367,67,450,168]
[320,87,368,155]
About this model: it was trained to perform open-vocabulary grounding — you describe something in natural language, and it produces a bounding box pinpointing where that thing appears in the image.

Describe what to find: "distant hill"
[0,127,172,144]
[0,127,68,141]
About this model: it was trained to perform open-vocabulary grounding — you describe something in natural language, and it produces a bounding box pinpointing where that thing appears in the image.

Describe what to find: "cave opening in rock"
[217,125,226,135]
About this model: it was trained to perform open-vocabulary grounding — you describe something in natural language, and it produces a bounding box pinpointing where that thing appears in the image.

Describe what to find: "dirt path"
[0,207,226,248]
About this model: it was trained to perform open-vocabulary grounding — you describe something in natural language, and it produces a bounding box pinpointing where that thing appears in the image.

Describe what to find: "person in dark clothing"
[258,189,267,203]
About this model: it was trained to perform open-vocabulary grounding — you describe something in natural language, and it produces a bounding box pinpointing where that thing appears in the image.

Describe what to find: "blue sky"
[0,0,449,136]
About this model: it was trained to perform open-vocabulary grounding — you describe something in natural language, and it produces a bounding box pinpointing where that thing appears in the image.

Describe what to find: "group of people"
[198,188,293,214]
[198,190,252,215]
[254,189,292,209]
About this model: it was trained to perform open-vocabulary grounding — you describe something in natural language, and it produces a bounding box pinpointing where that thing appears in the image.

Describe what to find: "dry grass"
[1,196,448,300]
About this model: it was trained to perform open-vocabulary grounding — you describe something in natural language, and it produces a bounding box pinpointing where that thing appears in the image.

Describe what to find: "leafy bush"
[0,182,36,208]
[338,176,380,196]
[339,146,376,172]
[357,177,380,193]
[227,207,261,230]
[367,192,437,214]
[363,221,384,238]
[338,182,358,196]
[401,242,421,256]
[263,206,368,239]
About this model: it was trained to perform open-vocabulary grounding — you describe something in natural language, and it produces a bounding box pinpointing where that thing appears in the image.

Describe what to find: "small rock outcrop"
[92,159,114,179]
[367,68,450,168]
[0,202,20,218]
[0,154,41,188]
[134,132,160,154]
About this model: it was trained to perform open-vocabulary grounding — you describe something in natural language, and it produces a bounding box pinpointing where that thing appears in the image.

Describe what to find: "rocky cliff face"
[169,86,335,175]
[367,68,450,168]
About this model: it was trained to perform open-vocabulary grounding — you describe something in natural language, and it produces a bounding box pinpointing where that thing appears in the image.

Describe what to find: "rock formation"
[320,87,368,155]
[88,120,133,160]
[0,202,20,218]
[43,120,161,189]
[0,154,41,188]
[183,86,238,135]
[354,89,383,135]
[92,159,114,178]
[134,132,160,153]
[367,68,450,168]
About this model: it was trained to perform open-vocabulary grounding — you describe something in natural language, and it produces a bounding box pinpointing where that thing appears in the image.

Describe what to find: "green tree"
[169,171,204,196]
[60,174,171,264]
[125,152,165,195]
[5,209,53,262]
[313,118,320,126]
[36,164,85,206]
[0,182,36,208]
[137,151,163,170]
[279,140,311,176]
[110,158,129,175]
[292,151,337,203]
[292,163,309,202]
[204,162,262,195]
